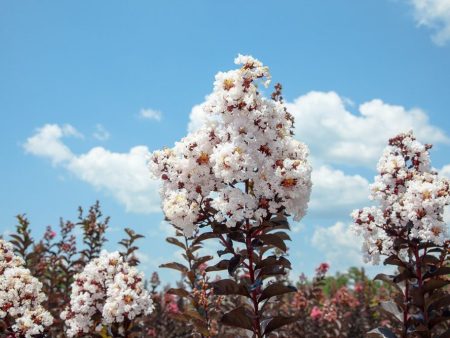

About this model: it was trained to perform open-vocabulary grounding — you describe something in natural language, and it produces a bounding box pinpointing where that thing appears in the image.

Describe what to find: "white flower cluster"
[150,55,312,235]
[0,239,53,337]
[60,251,153,337]
[352,131,450,264]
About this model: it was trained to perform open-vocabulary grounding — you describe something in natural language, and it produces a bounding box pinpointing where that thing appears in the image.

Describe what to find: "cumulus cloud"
[93,124,110,141]
[24,124,82,165]
[139,108,162,121]
[188,91,448,168]
[311,222,365,268]
[24,124,160,214]
[408,0,450,46]
[186,91,448,216]
[309,165,370,216]
[187,104,208,133]
[441,164,450,178]
[286,91,448,167]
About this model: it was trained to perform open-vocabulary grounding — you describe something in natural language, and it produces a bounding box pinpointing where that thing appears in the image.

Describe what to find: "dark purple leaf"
[256,234,287,252]
[192,255,213,270]
[221,306,254,331]
[205,259,229,272]
[166,237,186,250]
[211,279,250,297]
[262,316,298,335]
[383,255,406,268]
[228,254,242,275]
[259,283,297,301]
[192,232,217,245]
[159,262,188,273]
[423,279,450,294]
[424,266,450,280]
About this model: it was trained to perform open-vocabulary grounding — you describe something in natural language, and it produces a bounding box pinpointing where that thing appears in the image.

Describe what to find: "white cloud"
[24,124,160,214]
[68,146,160,213]
[187,91,448,168]
[139,108,162,121]
[186,92,448,217]
[188,104,208,133]
[187,97,220,134]
[287,91,449,167]
[408,0,450,46]
[311,221,365,268]
[441,164,450,178]
[309,165,370,216]
[147,220,176,238]
[93,124,110,141]
[23,124,82,165]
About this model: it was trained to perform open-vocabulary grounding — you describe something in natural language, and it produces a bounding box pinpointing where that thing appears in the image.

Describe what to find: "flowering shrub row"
[0,212,400,338]
[0,203,154,337]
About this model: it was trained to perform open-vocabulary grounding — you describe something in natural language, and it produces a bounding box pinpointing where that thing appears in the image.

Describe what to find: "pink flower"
[310,306,323,320]
[198,263,208,274]
[164,293,180,314]
[354,282,364,293]
[147,328,157,337]
[166,302,180,314]
[315,263,330,275]
[44,226,57,241]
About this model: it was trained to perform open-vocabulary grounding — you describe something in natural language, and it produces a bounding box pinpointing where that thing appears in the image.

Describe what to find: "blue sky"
[1,0,450,283]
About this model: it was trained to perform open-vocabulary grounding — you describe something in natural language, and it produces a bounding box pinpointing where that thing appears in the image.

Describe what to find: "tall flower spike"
[149,54,312,236]
[351,131,450,264]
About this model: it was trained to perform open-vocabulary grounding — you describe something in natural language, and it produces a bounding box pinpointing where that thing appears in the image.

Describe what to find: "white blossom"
[0,239,53,337]
[60,251,153,337]
[351,131,450,264]
[149,55,312,235]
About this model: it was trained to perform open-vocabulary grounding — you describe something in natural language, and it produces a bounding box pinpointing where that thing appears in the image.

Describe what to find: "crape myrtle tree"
[149,55,312,337]
[351,131,450,338]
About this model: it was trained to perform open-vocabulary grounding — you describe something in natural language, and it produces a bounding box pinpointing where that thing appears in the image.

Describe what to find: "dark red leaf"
[211,279,250,297]
[228,254,242,275]
[205,259,229,272]
[256,234,287,252]
[192,255,213,270]
[383,255,406,268]
[192,232,218,245]
[159,262,188,273]
[423,279,450,294]
[221,306,254,331]
[259,283,297,301]
[262,316,298,335]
